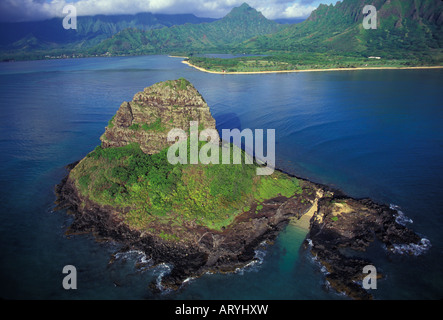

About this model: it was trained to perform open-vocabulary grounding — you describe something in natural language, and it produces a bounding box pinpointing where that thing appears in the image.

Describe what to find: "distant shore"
[168,55,189,59]
[181,59,443,75]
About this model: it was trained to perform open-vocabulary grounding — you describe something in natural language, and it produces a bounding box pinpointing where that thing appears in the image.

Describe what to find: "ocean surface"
[0,55,442,300]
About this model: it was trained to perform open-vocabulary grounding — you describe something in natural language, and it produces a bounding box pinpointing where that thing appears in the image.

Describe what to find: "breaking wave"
[112,250,175,293]
[305,238,313,248]
[307,250,330,276]
[388,204,431,255]
[152,263,173,293]
[390,238,432,256]
[113,249,153,271]
[390,204,413,226]
[234,242,268,275]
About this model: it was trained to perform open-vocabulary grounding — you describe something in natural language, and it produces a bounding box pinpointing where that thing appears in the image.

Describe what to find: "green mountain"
[0,12,216,60]
[90,3,285,55]
[240,0,443,59]
[2,0,441,65]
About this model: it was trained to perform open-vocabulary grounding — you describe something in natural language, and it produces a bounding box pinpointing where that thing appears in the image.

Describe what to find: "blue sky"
[0,0,337,22]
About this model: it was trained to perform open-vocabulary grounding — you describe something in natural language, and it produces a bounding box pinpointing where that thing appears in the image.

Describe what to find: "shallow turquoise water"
[0,56,442,299]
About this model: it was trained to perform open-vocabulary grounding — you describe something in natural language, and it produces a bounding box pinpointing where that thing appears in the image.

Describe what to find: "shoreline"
[168,55,189,59]
[55,165,322,291]
[55,161,426,299]
[181,59,443,75]
[289,189,323,231]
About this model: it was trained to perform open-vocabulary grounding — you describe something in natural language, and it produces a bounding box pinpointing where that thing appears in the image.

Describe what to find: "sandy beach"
[289,189,323,231]
[168,55,189,59]
[181,59,443,75]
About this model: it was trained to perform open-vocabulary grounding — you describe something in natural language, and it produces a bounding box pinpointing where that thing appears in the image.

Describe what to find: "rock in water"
[306,196,425,300]
[55,78,428,300]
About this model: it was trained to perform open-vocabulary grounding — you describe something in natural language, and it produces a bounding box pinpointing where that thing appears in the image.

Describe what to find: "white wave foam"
[153,263,173,293]
[182,276,197,284]
[114,249,143,259]
[307,252,330,275]
[113,249,153,270]
[234,244,268,275]
[320,265,329,275]
[390,204,413,226]
[306,238,313,248]
[390,238,432,256]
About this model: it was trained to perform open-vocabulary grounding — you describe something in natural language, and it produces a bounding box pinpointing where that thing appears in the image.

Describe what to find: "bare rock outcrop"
[100,78,216,154]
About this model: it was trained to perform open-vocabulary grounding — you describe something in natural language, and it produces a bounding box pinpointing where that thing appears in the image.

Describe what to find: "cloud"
[258,1,318,19]
[0,0,67,22]
[0,0,327,22]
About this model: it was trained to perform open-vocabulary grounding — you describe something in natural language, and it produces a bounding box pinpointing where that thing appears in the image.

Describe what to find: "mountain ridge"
[0,12,217,46]
[1,0,441,65]
[239,0,443,59]
[90,3,284,55]
[0,12,218,59]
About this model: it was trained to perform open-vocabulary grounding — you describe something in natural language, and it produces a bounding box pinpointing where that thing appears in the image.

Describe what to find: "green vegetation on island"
[67,78,302,235]
[71,141,301,232]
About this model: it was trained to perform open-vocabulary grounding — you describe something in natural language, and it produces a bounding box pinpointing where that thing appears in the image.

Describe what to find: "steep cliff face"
[245,0,443,56]
[100,78,216,154]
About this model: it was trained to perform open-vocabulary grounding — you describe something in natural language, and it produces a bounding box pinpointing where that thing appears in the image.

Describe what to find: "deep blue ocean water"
[0,56,442,299]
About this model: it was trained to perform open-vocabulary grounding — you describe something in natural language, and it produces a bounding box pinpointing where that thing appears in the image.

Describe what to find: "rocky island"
[55,78,429,299]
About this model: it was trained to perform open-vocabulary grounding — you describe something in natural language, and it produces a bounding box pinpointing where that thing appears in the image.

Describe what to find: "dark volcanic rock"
[306,195,426,300]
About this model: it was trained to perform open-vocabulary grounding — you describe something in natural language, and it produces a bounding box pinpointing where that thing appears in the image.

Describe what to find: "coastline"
[55,165,322,292]
[55,159,427,299]
[168,55,189,59]
[289,189,322,230]
[181,59,443,75]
